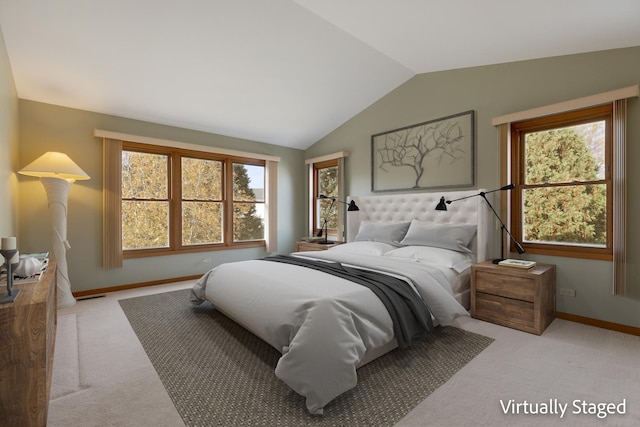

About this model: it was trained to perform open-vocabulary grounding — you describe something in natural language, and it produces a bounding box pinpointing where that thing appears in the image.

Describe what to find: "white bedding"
[190,248,468,414]
[327,242,473,298]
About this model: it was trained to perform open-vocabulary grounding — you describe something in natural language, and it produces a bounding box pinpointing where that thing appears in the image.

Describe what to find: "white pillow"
[328,241,396,256]
[354,221,410,245]
[384,246,474,273]
[400,220,476,253]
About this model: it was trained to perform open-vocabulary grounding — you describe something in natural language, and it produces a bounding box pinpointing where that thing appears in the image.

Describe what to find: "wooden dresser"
[471,261,555,335]
[0,261,57,426]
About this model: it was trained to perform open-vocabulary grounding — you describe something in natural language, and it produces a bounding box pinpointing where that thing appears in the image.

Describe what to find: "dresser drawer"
[474,292,535,329]
[474,270,535,302]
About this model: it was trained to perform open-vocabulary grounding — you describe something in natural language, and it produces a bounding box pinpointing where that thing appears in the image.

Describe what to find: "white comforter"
[190,250,468,414]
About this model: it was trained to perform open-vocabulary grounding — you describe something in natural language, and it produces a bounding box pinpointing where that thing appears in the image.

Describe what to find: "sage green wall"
[306,46,640,328]
[0,27,18,238]
[17,100,305,292]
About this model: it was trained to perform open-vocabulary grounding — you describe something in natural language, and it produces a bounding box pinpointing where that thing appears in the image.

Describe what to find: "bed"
[190,190,493,414]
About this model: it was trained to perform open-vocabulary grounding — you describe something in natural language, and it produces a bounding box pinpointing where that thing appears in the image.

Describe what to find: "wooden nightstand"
[296,241,343,252]
[471,261,556,335]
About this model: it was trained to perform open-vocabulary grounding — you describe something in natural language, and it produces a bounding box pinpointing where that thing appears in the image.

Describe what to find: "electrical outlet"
[200,258,212,263]
[559,288,576,297]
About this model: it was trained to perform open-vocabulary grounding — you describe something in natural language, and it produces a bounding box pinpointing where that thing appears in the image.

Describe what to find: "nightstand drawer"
[474,292,534,329]
[474,270,535,302]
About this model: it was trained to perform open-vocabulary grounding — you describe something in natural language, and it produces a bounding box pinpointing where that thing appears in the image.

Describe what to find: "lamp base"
[492,258,505,265]
[0,289,21,304]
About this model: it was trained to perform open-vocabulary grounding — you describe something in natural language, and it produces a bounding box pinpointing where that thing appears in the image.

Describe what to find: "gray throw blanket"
[263,255,434,348]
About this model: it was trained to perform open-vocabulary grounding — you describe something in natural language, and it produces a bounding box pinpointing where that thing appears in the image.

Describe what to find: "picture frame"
[371,110,475,192]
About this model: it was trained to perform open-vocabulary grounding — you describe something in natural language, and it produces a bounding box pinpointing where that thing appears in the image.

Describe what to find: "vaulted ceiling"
[1,1,639,149]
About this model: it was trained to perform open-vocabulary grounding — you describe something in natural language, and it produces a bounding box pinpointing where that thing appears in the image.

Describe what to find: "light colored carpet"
[118,288,494,426]
[47,281,640,427]
[50,313,82,399]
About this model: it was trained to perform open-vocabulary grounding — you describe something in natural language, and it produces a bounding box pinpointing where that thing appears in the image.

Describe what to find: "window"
[305,152,348,241]
[122,148,171,250]
[313,159,339,237]
[122,142,265,257]
[232,162,265,242]
[180,156,224,246]
[510,104,612,260]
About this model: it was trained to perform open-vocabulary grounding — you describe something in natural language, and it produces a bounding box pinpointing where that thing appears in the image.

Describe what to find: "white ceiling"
[1,1,639,150]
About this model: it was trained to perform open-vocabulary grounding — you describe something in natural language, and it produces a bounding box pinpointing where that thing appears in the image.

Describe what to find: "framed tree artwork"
[371,110,475,192]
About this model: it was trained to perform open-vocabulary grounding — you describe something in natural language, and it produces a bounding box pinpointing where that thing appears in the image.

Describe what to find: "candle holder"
[1,249,20,304]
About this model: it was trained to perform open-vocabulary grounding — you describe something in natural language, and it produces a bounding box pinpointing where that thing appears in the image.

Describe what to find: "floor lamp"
[19,152,90,308]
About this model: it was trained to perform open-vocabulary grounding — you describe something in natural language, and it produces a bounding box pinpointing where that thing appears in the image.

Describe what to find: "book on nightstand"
[498,259,536,270]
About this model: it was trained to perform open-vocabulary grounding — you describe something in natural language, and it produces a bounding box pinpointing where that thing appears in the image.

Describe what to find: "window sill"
[123,241,266,259]
[518,246,612,261]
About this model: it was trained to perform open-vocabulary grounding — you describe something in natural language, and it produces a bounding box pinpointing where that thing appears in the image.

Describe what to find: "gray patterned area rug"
[119,289,493,427]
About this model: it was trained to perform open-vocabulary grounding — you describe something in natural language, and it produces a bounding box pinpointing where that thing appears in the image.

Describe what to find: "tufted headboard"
[347,190,493,263]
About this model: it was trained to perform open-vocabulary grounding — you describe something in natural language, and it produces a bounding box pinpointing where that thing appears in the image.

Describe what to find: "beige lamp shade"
[19,152,90,182]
